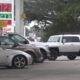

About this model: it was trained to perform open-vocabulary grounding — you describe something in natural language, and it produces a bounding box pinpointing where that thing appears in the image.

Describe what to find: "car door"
[59,36,80,52]
[0,48,8,65]
[0,37,16,49]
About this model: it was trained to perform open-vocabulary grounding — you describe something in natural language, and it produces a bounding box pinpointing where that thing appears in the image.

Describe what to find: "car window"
[9,34,29,44]
[0,37,15,45]
[48,36,60,42]
[62,36,80,43]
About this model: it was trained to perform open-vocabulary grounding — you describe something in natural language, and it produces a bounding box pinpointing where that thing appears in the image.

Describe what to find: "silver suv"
[45,34,80,60]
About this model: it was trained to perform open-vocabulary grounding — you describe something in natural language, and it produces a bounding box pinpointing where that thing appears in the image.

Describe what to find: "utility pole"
[15,0,24,36]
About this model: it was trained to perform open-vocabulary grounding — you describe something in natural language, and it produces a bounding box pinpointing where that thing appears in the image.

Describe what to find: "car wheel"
[67,55,76,60]
[49,50,58,61]
[37,53,45,63]
[12,55,26,69]
[40,49,47,59]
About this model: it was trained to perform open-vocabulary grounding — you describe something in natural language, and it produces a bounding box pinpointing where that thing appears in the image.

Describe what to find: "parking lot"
[0,1,80,80]
[0,56,80,80]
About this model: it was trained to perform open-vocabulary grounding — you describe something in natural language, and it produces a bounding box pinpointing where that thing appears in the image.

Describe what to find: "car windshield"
[9,34,29,44]
[48,36,60,42]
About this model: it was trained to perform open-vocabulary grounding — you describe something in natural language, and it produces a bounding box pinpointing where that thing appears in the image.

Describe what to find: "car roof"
[50,34,80,37]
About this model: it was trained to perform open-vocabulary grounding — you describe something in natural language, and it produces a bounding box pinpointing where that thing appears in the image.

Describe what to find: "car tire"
[12,55,26,69]
[40,49,47,59]
[67,55,76,60]
[49,50,58,61]
[36,53,45,63]
[37,54,45,63]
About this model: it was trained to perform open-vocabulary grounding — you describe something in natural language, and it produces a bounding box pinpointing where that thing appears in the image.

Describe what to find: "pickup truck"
[45,34,80,60]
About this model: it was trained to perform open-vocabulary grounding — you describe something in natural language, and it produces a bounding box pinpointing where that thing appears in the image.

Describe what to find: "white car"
[44,34,80,60]
[0,47,32,68]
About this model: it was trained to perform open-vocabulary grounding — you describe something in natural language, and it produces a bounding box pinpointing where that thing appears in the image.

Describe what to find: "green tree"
[44,0,80,41]
[24,0,70,24]
[24,0,66,40]
[24,0,80,41]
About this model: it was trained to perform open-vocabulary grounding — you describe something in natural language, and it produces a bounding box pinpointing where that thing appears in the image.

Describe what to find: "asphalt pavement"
[0,56,80,80]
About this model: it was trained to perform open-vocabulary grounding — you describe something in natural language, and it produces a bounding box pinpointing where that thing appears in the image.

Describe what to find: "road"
[0,56,80,80]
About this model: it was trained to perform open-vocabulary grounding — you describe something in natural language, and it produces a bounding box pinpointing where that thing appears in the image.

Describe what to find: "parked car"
[0,36,44,64]
[0,47,32,69]
[4,33,51,60]
[44,34,80,60]
[30,41,51,59]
